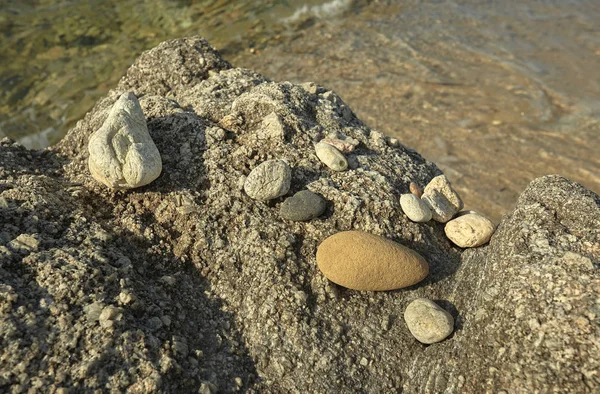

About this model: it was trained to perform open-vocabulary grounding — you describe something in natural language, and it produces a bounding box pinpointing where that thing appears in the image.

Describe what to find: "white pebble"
[88,92,162,189]
[445,211,495,248]
[315,141,347,171]
[422,175,463,223]
[400,194,432,222]
[404,298,454,344]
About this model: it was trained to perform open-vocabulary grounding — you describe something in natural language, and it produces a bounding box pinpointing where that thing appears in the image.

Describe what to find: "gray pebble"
[280,190,327,221]
[400,194,432,222]
[244,159,291,201]
[404,298,454,344]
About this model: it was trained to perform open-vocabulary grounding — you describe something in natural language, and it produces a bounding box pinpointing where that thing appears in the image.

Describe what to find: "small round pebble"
[400,194,432,223]
[316,231,429,291]
[315,141,348,171]
[445,211,495,248]
[244,159,291,201]
[409,182,423,198]
[404,298,454,344]
[280,190,327,221]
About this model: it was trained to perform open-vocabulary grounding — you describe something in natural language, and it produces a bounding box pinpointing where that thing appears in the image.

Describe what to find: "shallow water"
[1,0,599,221]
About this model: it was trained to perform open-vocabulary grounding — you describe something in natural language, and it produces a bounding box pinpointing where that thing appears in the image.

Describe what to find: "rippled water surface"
[1,0,599,220]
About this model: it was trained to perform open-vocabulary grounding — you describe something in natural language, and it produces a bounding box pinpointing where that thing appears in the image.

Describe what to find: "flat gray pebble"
[280,190,327,221]
[400,194,432,222]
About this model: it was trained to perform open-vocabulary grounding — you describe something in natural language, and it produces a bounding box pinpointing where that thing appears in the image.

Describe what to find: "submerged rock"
[316,231,429,291]
[88,92,162,189]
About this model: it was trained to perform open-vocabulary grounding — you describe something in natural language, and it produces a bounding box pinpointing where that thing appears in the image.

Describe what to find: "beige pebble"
[316,231,429,291]
[404,298,454,344]
[321,138,356,153]
[445,212,495,248]
[315,141,348,171]
[422,175,463,223]
[409,182,423,198]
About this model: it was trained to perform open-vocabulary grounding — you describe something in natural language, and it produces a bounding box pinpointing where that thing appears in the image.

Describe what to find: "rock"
[403,298,454,344]
[259,112,285,141]
[314,141,348,171]
[280,190,327,221]
[422,175,463,223]
[409,182,423,198]
[320,138,356,153]
[2,37,598,393]
[400,194,432,223]
[445,211,495,247]
[88,92,162,189]
[244,159,292,201]
[316,231,429,291]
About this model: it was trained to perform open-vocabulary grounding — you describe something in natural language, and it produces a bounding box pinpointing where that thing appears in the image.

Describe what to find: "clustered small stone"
[87,96,484,346]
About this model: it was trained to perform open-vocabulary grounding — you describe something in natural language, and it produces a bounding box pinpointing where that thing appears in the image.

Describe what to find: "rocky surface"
[1,37,598,393]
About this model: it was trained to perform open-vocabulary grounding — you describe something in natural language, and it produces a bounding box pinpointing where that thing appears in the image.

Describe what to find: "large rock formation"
[0,37,598,393]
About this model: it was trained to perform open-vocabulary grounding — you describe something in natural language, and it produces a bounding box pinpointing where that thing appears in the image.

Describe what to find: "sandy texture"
[1,37,598,393]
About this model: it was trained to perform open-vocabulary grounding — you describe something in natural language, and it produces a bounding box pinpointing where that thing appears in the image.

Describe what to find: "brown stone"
[316,231,429,291]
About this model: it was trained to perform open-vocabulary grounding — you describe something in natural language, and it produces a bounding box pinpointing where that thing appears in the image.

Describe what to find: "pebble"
[400,194,432,223]
[409,182,423,198]
[321,138,356,153]
[404,298,454,344]
[244,159,291,201]
[315,141,348,171]
[280,190,327,221]
[316,231,429,291]
[421,175,463,223]
[445,211,495,247]
[88,92,162,189]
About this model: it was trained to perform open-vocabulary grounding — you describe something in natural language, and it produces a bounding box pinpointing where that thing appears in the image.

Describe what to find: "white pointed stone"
[88,92,162,189]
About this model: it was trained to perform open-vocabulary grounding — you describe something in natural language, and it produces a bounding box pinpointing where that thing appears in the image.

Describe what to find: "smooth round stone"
[315,141,348,171]
[404,298,454,344]
[445,212,495,248]
[244,159,291,201]
[422,175,464,223]
[316,231,429,291]
[280,190,327,221]
[400,194,432,223]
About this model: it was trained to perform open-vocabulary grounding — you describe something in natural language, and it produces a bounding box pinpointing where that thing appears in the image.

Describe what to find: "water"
[1,0,598,220]
[0,0,347,148]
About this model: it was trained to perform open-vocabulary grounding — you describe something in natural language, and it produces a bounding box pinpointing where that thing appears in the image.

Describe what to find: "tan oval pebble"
[316,231,429,291]
[444,212,495,248]
[409,182,423,198]
[315,141,348,171]
[404,298,454,344]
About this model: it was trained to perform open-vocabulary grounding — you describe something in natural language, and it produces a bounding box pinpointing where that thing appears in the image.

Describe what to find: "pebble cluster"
[88,96,491,346]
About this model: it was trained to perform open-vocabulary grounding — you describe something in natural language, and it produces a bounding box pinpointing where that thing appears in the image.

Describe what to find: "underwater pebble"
[280,190,327,221]
[422,175,463,223]
[404,298,454,344]
[400,194,432,223]
[445,211,495,248]
[244,159,291,201]
[316,231,429,291]
[88,92,162,189]
[315,141,348,171]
